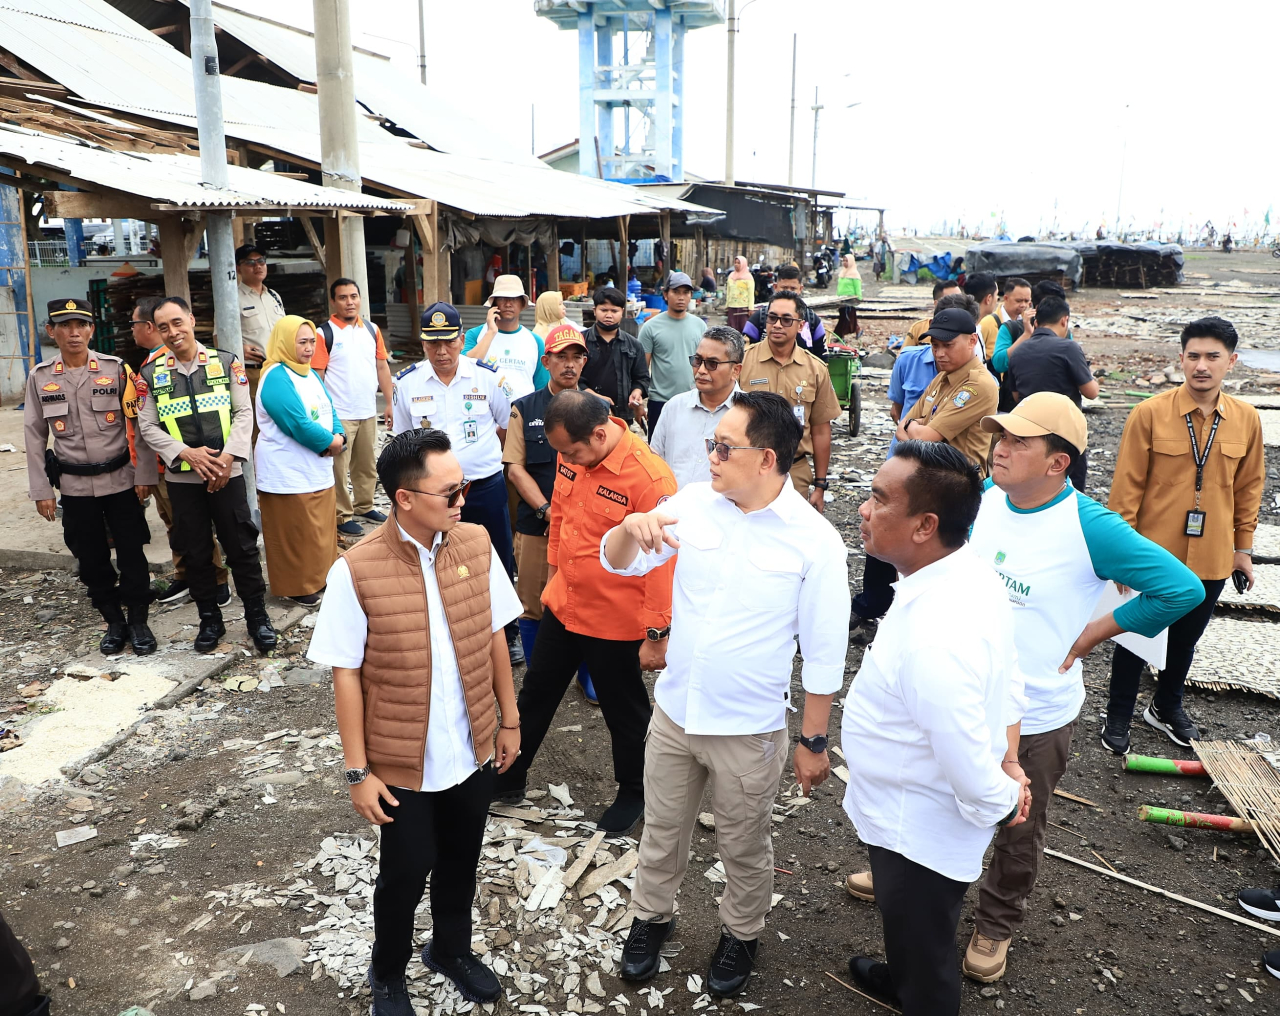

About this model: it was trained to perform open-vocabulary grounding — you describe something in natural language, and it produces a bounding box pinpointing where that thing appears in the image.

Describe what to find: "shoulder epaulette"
[394,362,418,380]
[475,359,498,373]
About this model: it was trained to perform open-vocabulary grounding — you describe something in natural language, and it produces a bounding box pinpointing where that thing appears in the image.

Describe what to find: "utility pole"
[417,0,427,85]
[312,0,369,299]
[188,0,256,513]
[810,86,823,189]
[724,0,735,186]
[786,33,796,186]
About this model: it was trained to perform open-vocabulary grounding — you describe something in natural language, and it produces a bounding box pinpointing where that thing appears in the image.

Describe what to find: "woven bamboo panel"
[1218,564,1280,611]
[1254,525,1280,561]
[1192,740,1280,864]
[1187,617,1280,699]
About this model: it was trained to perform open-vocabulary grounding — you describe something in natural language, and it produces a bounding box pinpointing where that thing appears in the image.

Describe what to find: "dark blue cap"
[420,301,462,341]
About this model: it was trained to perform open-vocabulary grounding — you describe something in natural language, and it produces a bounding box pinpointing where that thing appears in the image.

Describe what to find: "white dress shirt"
[601,480,850,735]
[391,356,511,480]
[649,385,741,489]
[841,544,1021,883]
[306,523,522,793]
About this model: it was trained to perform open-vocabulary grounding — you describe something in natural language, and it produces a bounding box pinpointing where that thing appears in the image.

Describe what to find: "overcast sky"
[243,0,1277,241]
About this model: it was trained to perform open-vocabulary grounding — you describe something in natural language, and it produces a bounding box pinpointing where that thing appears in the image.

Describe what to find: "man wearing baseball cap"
[463,274,547,402]
[638,271,707,438]
[846,392,1202,985]
[393,302,521,663]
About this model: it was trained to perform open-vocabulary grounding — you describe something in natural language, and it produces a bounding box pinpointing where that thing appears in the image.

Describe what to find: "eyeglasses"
[690,355,741,371]
[766,313,800,327]
[130,319,149,328]
[403,480,471,507]
[240,258,267,267]
[704,438,765,461]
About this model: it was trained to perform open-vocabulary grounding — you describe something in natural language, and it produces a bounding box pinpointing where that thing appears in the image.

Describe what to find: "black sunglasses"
[690,355,741,371]
[403,480,470,508]
[704,438,765,461]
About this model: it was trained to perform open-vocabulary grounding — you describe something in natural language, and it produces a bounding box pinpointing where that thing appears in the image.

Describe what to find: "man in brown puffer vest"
[307,429,523,1016]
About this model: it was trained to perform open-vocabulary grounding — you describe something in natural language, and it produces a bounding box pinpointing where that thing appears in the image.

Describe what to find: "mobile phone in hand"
[1232,569,1249,594]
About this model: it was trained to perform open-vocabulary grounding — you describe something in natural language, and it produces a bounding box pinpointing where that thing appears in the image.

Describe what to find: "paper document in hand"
[1090,584,1167,670]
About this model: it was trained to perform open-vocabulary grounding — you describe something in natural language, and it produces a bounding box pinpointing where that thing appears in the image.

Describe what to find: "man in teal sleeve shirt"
[843,393,1203,986]
[462,274,547,400]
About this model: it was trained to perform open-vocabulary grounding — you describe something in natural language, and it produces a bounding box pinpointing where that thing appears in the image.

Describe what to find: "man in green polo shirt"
[639,272,707,439]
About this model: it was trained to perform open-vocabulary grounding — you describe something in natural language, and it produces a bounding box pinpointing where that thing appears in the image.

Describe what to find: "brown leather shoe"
[962,930,1009,982]
[844,870,874,902]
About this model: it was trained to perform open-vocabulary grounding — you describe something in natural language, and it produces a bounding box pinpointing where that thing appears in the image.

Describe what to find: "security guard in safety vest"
[24,298,156,656]
[132,296,277,654]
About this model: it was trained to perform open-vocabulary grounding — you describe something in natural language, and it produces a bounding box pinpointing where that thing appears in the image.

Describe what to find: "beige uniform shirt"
[741,341,841,459]
[133,343,253,486]
[24,352,135,500]
[238,280,285,361]
[902,360,999,476]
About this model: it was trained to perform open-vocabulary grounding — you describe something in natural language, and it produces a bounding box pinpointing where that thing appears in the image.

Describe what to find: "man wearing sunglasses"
[602,391,850,996]
[650,326,744,489]
[307,429,523,1014]
[235,243,284,406]
[740,292,841,512]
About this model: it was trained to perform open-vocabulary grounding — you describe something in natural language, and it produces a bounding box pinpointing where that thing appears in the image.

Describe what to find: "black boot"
[126,604,157,655]
[194,603,225,653]
[244,596,277,654]
[99,604,127,655]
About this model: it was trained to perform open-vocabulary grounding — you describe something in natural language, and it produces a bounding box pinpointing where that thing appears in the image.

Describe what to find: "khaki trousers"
[332,416,379,521]
[514,532,549,621]
[155,473,228,585]
[789,454,813,497]
[632,706,789,941]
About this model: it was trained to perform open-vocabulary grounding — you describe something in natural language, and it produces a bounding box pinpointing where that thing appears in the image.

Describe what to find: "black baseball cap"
[234,244,267,264]
[922,307,978,342]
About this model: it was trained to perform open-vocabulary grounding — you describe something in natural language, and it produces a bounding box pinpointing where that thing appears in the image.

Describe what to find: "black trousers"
[371,764,494,979]
[1108,577,1224,723]
[1068,449,1088,492]
[62,489,151,612]
[165,474,265,606]
[646,400,666,440]
[459,471,513,579]
[868,844,970,1016]
[0,910,40,1016]
[495,608,648,796]
[851,553,896,622]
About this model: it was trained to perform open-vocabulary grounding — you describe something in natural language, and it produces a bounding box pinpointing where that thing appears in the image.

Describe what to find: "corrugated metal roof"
[0,124,410,209]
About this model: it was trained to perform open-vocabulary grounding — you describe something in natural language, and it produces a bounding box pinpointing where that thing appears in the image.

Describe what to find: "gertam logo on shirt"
[557,463,576,482]
[596,485,628,507]
[994,550,1006,565]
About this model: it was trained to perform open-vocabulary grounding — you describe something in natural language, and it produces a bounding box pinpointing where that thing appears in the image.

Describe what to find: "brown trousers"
[789,455,813,497]
[514,532,549,621]
[632,706,789,941]
[332,416,379,521]
[974,720,1076,940]
[155,473,228,585]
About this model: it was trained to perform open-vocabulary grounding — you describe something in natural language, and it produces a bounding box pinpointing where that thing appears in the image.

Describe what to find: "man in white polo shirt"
[315,277,395,536]
[649,325,743,489]
[602,391,850,997]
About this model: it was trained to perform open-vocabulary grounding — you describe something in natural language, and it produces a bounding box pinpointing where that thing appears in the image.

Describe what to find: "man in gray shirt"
[639,272,707,438]
[650,326,743,488]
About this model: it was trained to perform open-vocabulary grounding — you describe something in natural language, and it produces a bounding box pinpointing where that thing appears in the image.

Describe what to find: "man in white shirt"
[314,278,395,536]
[602,391,850,997]
[649,326,743,489]
[392,302,520,664]
[307,429,523,1014]
[463,274,545,402]
[841,440,1029,1016]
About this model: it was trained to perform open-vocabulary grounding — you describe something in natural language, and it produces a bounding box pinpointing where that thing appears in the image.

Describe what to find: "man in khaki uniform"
[235,243,284,428]
[740,291,841,512]
[896,308,999,476]
[25,298,156,656]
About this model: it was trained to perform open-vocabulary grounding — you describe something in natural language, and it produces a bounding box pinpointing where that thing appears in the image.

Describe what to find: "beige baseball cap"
[980,391,1088,453]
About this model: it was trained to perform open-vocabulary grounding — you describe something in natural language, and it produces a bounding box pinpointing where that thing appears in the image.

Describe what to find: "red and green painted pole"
[1138,805,1253,833]
[1123,755,1207,777]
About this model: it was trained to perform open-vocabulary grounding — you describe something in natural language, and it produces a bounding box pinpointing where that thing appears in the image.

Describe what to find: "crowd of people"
[17,257,1273,1016]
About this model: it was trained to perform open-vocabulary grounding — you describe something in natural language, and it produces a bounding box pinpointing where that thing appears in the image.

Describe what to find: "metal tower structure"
[534,1,725,182]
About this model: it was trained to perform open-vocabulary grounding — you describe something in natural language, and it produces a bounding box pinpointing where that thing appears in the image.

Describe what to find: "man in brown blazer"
[306,428,523,1015]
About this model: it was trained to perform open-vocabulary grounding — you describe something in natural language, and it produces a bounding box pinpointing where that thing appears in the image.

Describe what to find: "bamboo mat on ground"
[1218,564,1280,611]
[1192,740,1280,865]
[1187,617,1280,699]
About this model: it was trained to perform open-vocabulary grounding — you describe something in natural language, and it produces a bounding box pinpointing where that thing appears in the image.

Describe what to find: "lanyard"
[1184,411,1220,509]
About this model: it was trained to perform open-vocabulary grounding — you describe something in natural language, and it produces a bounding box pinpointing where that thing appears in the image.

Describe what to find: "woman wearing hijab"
[532,290,579,339]
[838,253,863,299]
[254,316,345,605]
[724,255,754,331]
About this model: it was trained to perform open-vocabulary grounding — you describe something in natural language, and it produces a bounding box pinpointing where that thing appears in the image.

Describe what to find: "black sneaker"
[1143,701,1200,747]
[491,779,527,806]
[619,917,675,981]
[847,955,900,1006]
[1239,888,1280,922]
[216,583,231,606]
[361,509,389,523]
[420,940,501,1003]
[1266,949,1280,980]
[849,615,878,648]
[507,631,525,666]
[155,579,190,604]
[367,966,414,1016]
[599,788,644,835]
[1100,718,1131,755]
[337,520,363,536]
[707,931,758,997]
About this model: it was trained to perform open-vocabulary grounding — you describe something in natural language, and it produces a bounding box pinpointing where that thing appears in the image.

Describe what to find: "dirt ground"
[5,250,1280,1015]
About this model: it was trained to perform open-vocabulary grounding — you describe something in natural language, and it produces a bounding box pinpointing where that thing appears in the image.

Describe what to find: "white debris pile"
[216,726,344,784]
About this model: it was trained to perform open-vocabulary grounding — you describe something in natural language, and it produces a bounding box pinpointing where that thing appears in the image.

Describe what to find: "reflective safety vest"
[140,348,233,470]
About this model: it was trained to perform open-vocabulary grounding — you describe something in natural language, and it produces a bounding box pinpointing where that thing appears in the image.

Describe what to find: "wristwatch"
[812,478,829,490]
[798,733,828,754]
[535,502,551,522]
[344,766,370,785]
[645,625,671,642]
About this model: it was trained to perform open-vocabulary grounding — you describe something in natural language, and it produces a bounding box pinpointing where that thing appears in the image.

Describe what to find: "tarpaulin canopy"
[964,242,1084,287]
[1066,240,1185,288]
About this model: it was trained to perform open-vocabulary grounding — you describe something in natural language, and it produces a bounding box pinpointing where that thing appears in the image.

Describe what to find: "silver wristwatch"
[344,765,370,785]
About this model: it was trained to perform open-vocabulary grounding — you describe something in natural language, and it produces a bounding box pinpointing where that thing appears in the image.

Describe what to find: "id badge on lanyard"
[463,418,479,444]
[1184,411,1220,538]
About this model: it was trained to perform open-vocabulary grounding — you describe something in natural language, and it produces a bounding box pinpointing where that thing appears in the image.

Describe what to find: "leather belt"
[57,450,130,476]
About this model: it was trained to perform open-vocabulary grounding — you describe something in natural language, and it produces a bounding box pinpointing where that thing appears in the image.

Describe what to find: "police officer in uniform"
[24,298,156,655]
[391,302,521,662]
[132,296,276,655]
[235,243,285,403]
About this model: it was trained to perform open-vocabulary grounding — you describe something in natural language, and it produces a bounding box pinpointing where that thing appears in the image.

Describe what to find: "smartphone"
[1232,569,1249,595]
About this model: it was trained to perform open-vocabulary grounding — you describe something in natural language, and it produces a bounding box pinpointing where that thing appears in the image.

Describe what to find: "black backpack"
[317,318,378,353]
